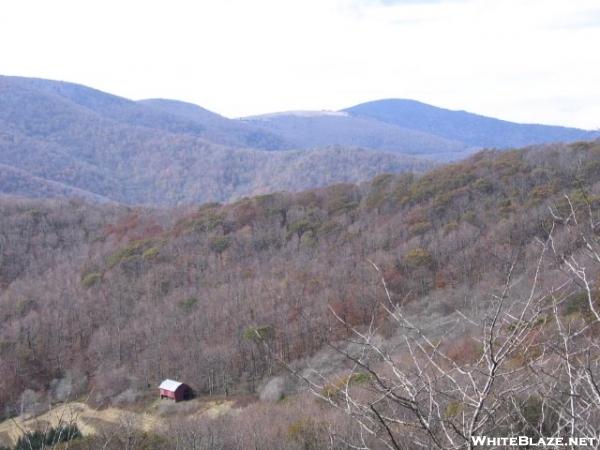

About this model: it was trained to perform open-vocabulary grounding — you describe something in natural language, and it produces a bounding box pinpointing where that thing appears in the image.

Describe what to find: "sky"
[1,0,599,129]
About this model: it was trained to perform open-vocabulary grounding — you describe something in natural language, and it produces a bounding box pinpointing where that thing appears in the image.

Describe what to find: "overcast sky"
[1,0,599,128]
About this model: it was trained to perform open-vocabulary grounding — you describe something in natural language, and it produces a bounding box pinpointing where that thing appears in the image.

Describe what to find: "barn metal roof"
[159,379,183,392]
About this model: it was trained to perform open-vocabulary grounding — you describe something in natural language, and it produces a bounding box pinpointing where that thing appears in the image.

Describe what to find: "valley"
[0,139,598,448]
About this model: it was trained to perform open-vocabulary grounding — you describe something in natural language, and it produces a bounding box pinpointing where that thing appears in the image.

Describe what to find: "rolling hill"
[0,76,432,205]
[241,100,597,160]
[239,110,472,160]
[344,98,598,148]
[1,76,288,150]
[1,76,597,206]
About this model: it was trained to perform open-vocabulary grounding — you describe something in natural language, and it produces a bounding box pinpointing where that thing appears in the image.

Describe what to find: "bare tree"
[289,194,600,449]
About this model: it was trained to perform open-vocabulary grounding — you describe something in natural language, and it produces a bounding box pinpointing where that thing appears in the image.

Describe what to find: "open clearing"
[0,398,236,447]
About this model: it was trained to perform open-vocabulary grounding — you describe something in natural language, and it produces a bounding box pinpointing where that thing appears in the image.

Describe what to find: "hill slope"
[2,76,597,207]
[0,163,112,202]
[345,98,598,148]
[240,100,597,160]
[240,111,472,159]
[0,139,598,412]
[0,76,432,205]
[0,140,599,447]
[2,76,288,150]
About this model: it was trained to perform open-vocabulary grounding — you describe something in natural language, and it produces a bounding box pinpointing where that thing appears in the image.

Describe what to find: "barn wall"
[174,388,183,402]
[160,388,175,399]
[160,384,191,402]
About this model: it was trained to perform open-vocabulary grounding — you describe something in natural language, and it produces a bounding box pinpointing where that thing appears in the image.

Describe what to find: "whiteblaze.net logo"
[471,436,598,447]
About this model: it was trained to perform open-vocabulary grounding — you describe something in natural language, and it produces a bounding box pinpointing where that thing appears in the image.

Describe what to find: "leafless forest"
[0,141,599,449]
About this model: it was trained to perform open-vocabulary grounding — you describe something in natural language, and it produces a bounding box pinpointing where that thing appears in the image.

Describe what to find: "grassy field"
[0,397,237,447]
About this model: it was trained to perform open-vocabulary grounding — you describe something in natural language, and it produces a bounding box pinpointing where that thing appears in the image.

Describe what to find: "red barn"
[159,379,192,402]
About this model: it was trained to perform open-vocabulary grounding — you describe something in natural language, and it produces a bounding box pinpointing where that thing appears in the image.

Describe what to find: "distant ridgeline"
[0,75,597,205]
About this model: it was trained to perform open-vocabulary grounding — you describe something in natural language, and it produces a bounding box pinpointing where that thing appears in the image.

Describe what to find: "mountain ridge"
[1,75,597,206]
[344,98,598,148]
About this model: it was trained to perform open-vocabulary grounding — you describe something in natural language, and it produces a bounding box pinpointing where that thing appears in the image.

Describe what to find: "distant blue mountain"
[1,75,598,205]
[0,76,432,204]
[344,99,598,149]
[240,110,471,160]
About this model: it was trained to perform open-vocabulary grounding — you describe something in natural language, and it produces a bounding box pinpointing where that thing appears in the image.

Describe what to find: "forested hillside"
[1,76,288,150]
[345,99,599,148]
[1,140,598,448]
[239,111,471,159]
[242,100,598,159]
[0,76,432,205]
[2,76,598,208]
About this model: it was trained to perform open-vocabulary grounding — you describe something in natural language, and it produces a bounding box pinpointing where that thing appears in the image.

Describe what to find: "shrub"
[408,220,431,236]
[287,418,324,450]
[325,184,359,215]
[209,236,231,254]
[443,221,459,235]
[81,272,101,288]
[365,173,395,210]
[287,219,314,241]
[142,247,159,259]
[243,325,275,342]
[462,211,478,226]
[192,211,225,233]
[473,178,493,193]
[581,159,600,181]
[318,219,343,237]
[179,296,199,311]
[13,424,81,450]
[328,199,359,216]
[530,184,555,201]
[564,290,599,320]
[107,244,138,268]
[445,401,462,418]
[404,248,433,268]
[493,150,526,177]
[107,239,164,268]
[321,372,371,399]
[445,337,482,364]
[252,235,279,251]
[107,242,142,267]
[371,173,394,189]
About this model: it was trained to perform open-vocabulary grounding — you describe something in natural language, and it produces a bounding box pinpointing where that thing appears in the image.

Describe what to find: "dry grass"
[0,396,246,447]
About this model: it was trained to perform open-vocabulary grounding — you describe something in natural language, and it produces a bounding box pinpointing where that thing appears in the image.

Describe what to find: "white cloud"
[0,0,598,128]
